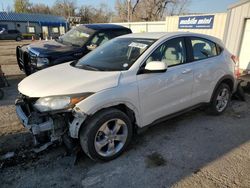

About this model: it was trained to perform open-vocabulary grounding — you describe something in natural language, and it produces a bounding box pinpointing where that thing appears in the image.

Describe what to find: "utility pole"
[1,3,4,11]
[127,0,131,22]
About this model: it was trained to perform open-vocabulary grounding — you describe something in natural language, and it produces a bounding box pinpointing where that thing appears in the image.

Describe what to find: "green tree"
[14,0,32,13]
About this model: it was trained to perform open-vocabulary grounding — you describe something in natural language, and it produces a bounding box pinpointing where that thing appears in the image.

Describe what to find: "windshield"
[74,38,155,71]
[58,26,95,47]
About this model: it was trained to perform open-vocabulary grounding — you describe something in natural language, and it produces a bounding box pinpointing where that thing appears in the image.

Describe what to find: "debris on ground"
[0,152,15,160]
[32,142,54,153]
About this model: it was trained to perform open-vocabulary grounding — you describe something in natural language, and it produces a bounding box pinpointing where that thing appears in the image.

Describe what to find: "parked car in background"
[16,32,237,161]
[16,24,132,75]
[0,29,22,41]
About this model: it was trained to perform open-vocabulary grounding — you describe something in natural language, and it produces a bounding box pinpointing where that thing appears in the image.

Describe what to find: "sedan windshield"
[58,26,95,47]
[74,38,155,71]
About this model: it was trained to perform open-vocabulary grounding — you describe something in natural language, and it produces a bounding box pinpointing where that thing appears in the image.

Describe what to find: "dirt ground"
[0,40,250,188]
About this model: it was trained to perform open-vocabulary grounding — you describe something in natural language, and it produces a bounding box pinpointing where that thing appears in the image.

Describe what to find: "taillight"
[231,55,240,78]
[231,55,238,64]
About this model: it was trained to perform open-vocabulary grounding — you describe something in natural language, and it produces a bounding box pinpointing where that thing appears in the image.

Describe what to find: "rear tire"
[79,108,133,161]
[209,83,231,115]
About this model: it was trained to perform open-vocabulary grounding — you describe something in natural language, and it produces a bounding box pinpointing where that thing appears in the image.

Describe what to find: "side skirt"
[136,103,208,134]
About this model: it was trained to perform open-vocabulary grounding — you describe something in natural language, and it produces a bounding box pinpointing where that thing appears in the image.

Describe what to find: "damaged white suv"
[16,32,237,161]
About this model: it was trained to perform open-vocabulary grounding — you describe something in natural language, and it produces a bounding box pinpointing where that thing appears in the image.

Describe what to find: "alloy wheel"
[94,118,128,157]
[216,88,230,112]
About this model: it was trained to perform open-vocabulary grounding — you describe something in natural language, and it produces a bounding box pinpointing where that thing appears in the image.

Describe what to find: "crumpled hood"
[26,40,79,56]
[18,63,121,98]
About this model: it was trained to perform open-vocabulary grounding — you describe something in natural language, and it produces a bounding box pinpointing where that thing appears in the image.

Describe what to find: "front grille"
[16,47,31,71]
[16,94,39,117]
[18,48,24,61]
[16,47,24,68]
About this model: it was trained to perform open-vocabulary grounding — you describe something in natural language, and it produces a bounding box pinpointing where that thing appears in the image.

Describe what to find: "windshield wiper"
[80,64,102,71]
[71,43,81,47]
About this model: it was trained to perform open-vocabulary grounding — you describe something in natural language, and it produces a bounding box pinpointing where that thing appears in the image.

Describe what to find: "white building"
[114,0,250,72]
[224,0,250,72]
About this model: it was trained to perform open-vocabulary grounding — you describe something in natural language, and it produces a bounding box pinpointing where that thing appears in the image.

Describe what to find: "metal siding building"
[224,0,250,71]
[114,13,227,40]
[165,13,227,40]
[111,21,166,33]
[0,12,68,39]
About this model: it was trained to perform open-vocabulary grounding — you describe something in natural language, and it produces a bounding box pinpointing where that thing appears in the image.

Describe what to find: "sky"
[1,0,239,14]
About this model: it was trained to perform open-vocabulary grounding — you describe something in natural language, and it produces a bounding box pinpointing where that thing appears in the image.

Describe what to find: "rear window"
[191,37,218,61]
[112,29,131,37]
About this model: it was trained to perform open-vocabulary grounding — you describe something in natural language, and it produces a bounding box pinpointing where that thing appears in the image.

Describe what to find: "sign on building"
[178,15,214,29]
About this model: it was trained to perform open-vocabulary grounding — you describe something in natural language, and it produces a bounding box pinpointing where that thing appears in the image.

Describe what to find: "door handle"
[182,69,192,74]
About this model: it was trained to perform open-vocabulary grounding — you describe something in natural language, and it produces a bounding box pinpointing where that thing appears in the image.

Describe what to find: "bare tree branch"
[114,0,191,22]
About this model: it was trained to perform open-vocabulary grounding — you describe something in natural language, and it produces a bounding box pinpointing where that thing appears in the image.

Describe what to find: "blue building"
[0,12,68,39]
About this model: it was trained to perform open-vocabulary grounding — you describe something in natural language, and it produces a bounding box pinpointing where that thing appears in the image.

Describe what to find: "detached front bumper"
[16,105,54,135]
[15,97,87,140]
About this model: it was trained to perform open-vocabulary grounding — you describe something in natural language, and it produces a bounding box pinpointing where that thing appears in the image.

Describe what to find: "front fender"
[74,86,142,127]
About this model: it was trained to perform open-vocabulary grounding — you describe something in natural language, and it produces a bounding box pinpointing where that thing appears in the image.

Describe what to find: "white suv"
[16,32,237,161]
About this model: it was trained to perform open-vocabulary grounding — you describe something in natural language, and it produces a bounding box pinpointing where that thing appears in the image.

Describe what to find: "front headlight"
[34,93,93,112]
[37,57,49,68]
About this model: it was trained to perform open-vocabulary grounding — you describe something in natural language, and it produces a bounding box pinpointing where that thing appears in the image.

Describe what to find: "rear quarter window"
[216,44,223,55]
[191,37,218,61]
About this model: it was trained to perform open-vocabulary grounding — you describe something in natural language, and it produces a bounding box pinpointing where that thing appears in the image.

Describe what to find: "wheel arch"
[210,75,235,102]
[76,102,141,138]
[90,102,140,125]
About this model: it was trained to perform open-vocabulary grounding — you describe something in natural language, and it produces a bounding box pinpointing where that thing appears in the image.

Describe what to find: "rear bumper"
[239,74,250,82]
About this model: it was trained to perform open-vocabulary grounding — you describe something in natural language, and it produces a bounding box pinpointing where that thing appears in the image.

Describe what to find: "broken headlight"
[34,93,93,112]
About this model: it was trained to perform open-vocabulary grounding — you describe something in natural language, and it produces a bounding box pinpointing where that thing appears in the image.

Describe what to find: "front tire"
[209,83,231,115]
[80,108,133,161]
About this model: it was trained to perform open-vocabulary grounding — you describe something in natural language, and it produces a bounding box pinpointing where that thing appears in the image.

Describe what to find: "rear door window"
[146,37,186,67]
[191,37,217,61]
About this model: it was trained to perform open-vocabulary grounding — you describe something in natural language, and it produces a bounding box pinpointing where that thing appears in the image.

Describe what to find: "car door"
[137,37,194,126]
[187,37,221,103]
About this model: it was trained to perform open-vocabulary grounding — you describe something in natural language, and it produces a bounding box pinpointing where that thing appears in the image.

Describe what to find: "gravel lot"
[0,40,250,188]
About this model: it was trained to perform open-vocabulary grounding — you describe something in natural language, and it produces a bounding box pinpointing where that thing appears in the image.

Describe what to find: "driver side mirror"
[87,44,97,51]
[144,61,168,73]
